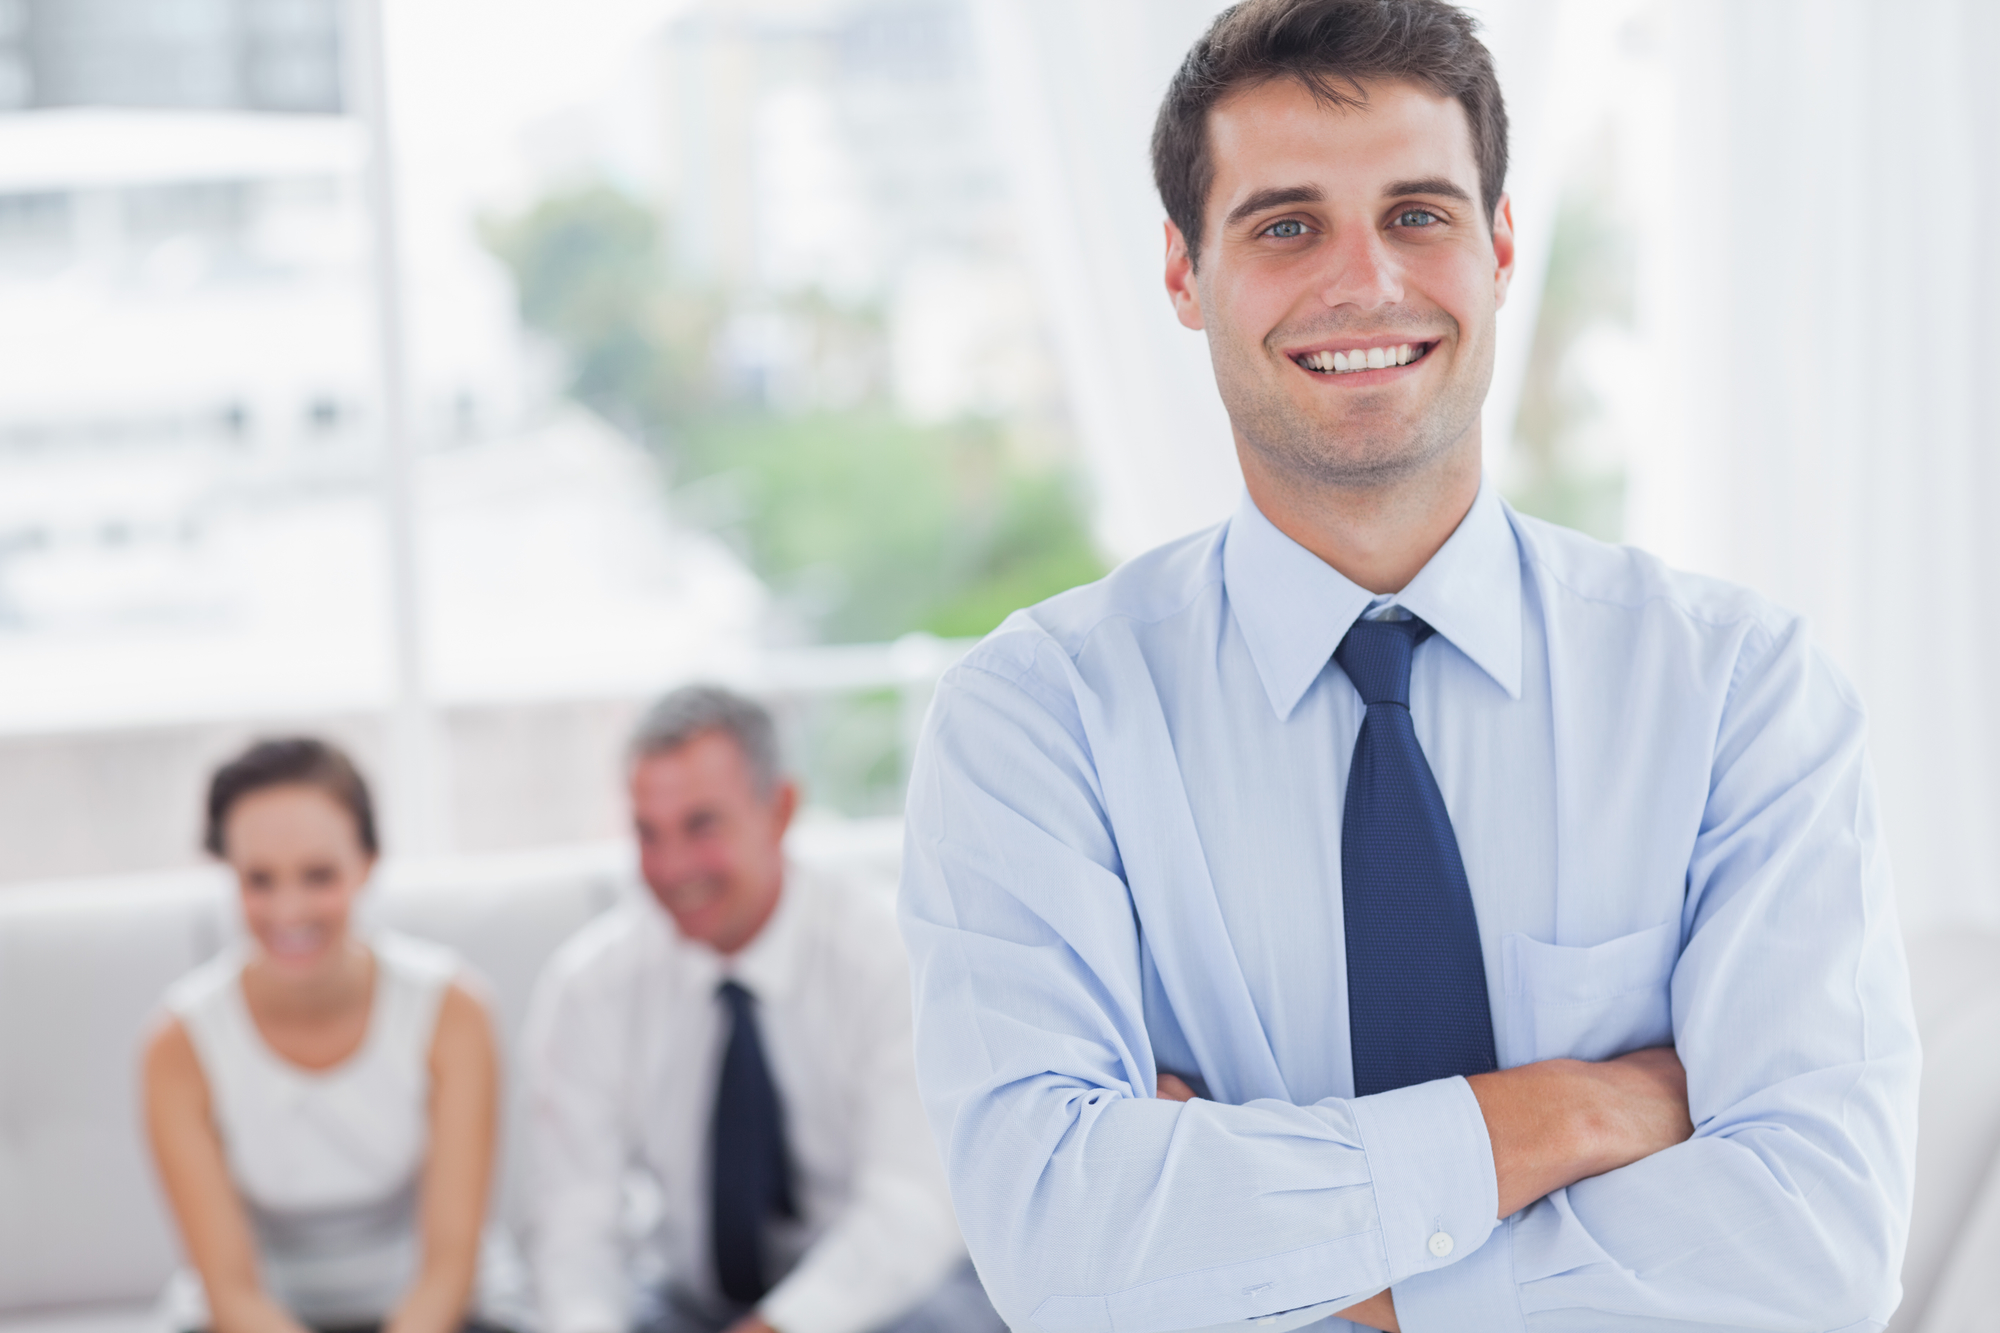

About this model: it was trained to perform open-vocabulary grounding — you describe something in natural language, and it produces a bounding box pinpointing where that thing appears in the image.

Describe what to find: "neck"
[245,937,372,1018]
[714,871,785,958]
[1238,435,1483,594]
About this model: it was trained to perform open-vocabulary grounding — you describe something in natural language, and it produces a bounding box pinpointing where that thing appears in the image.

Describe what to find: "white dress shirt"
[525,859,968,1333]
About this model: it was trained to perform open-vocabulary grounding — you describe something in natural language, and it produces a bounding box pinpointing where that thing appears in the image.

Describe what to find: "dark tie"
[710,980,796,1305]
[1335,616,1498,1097]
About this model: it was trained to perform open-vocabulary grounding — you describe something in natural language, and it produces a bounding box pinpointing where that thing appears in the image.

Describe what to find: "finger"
[1156,1073,1197,1102]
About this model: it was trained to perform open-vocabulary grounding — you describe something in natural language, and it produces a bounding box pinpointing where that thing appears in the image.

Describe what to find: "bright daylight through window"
[0,0,1110,877]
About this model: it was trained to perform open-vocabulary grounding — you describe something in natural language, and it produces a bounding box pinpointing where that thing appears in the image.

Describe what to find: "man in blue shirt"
[897,2,1919,1331]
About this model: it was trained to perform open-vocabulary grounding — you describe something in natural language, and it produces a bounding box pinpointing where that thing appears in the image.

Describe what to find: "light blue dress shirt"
[898,483,1919,1333]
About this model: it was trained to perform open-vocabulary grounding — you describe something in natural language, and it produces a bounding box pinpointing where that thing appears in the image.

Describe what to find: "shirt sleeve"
[1393,616,1920,1333]
[897,651,1502,1333]
[758,921,970,1333]
[523,936,635,1333]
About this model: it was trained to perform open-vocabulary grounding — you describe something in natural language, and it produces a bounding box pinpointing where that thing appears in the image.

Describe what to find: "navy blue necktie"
[1335,616,1498,1097]
[710,980,796,1305]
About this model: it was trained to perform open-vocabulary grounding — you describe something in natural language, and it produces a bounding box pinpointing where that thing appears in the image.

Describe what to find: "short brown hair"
[204,737,379,858]
[1151,0,1508,269]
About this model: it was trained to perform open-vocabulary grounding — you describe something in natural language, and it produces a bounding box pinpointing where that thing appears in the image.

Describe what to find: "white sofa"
[0,820,904,1333]
[1,831,1995,1333]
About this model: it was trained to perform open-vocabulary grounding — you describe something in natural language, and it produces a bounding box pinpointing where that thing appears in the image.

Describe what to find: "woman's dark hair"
[1152,0,1508,270]
[204,737,380,858]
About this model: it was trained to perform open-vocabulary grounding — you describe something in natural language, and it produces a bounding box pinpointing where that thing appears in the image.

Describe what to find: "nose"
[266,877,315,923]
[1316,221,1403,313]
[642,836,700,891]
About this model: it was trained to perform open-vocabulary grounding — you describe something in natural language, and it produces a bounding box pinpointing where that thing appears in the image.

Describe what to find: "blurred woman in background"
[143,738,504,1333]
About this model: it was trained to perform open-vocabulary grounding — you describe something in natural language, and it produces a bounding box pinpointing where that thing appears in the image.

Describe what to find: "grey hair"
[627,684,784,798]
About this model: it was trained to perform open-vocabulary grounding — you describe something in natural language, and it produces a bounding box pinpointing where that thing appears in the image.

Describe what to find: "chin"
[253,931,340,973]
[674,915,733,951]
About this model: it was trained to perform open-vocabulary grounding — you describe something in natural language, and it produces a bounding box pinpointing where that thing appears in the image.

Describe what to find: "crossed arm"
[1157,1048,1695,1331]
[142,983,498,1333]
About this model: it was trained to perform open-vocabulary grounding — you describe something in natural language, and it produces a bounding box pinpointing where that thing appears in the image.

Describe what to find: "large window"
[0,0,1104,882]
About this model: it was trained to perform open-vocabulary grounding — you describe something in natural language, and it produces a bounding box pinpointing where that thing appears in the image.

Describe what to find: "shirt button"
[1427,1231,1455,1257]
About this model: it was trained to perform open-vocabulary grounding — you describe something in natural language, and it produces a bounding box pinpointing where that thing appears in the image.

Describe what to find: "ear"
[1490,192,1516,308]
[1164,219,1206,330]
[769,778,800,841]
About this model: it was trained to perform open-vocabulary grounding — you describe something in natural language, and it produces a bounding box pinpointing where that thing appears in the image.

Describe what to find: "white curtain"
[969,0,1240,559]
[1625,0,2000,934]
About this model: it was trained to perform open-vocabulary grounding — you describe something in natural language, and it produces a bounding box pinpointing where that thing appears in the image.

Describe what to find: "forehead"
[631,729,755,807]
[1205,76,1478,221]
[227,784,358,847]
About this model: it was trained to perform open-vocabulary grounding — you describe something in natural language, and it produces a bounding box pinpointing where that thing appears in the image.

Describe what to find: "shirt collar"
[726,860,808,1002]
[1222,477,1524,719]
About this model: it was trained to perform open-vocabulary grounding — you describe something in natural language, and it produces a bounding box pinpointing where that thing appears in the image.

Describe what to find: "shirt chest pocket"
[1499,921,1680,1064]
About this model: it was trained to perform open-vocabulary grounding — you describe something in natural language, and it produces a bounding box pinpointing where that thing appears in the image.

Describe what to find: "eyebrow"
[1224,184,1323,230]
[1222,176,1475,233]
[1384,177,1473,203]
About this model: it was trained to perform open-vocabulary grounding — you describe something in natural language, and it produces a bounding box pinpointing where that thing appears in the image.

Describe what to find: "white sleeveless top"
[161,931,459,1328]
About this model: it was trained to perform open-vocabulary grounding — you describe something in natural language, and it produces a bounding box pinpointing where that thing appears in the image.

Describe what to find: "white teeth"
[1300,343,1426,374]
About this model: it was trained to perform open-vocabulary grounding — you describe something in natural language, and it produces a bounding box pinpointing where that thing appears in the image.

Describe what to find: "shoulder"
[786,866,912,1030]
[532,898,657,1007]
[428,980,498,1073]
[141,1008,208,1107]
[1509,508,1862,721]
[373,929,489,1029]
[161,946,244,1023]
[964,524,1224,679]
[797,863,902,966]
[1511,508,1781,631]
[942,522,1227,719]
[1515,511,1805,656]
[374,929,463,989]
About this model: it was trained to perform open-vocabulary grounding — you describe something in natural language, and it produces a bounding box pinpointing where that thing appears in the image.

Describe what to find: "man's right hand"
[1468,1045,1694,1218]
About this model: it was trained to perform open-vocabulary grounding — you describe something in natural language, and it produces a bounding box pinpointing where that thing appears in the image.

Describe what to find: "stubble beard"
[1211,308,1493,494]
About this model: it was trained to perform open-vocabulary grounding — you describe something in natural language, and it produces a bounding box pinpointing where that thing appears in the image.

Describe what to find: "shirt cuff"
[760,1272,872,1333]
[1347,1076,1499,1287]
[1392,1215,1524,1333]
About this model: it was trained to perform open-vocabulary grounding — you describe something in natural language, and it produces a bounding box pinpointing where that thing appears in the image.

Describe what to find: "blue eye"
[1266,219,1307,239]
[1395,209,1440,228]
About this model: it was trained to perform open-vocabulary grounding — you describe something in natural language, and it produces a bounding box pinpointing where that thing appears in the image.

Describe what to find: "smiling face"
[224,784,374,978]
[631,729,797,956]
[1166,76,1513,493]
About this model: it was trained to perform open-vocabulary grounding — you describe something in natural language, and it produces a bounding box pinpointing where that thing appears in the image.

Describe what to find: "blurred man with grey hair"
[524,686,1001,1333]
